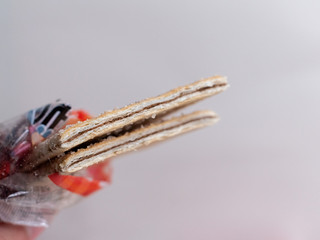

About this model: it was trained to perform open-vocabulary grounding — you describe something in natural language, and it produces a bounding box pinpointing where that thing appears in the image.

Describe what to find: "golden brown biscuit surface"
[27,76,228,173]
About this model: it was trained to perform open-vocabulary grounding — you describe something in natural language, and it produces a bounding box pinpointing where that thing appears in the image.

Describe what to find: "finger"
[0,223,29,240]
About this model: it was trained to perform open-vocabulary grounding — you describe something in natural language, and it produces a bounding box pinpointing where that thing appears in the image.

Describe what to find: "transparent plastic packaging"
[0,101,111,227]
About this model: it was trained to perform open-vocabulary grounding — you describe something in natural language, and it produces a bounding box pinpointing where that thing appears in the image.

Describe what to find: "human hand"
[0,223,44,240]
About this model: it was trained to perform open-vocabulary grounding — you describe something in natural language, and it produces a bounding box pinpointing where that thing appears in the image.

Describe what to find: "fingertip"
[0,223,29,240]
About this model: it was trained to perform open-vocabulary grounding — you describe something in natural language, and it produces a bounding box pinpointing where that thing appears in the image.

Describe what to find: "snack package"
[0,76,228,227]
[0,101,112,227]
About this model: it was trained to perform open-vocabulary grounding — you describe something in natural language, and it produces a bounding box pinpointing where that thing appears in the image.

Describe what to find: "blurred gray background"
[1,1,320,239]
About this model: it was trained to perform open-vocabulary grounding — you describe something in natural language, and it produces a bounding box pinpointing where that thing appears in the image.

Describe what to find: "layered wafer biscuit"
[27,76,228,173]
[59,110,218,173]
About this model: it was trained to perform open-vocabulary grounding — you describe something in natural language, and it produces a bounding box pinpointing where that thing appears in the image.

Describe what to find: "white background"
[1,1,320,239]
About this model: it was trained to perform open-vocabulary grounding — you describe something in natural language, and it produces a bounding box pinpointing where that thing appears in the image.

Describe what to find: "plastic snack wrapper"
[0,101,112,227]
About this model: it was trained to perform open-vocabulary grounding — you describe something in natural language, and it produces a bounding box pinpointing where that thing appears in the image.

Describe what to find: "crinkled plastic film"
[0,101,111,227]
